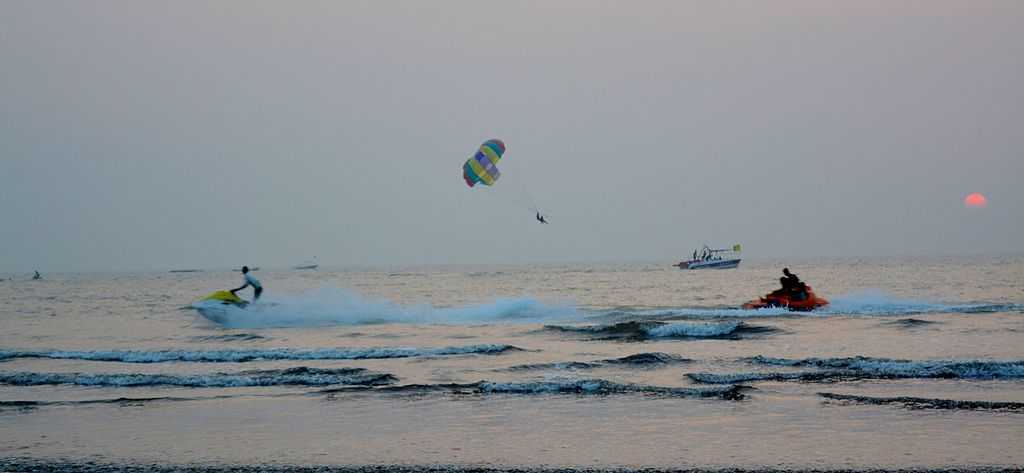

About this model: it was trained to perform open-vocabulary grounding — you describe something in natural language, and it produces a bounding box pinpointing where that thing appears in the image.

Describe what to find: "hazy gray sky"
[2,1,1021,272]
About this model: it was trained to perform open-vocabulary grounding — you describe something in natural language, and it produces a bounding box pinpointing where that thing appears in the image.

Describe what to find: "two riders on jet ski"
[772,268,807,301]
[743,267,828,311]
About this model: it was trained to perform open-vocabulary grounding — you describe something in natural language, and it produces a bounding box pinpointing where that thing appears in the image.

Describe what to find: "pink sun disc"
[964,193,988,208]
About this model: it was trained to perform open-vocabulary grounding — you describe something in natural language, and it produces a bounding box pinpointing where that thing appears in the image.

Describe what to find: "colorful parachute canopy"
[463,139,506,188]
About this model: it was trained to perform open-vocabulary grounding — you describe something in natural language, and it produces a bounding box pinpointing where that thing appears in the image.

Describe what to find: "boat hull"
[198,290,248,307]
[742,286,829,311]
[676,259,741,270]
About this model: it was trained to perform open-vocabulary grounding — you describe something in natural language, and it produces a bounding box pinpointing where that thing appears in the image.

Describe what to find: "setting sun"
[964,192,988,208]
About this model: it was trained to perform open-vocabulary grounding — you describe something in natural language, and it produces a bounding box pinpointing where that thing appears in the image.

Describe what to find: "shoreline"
[2,459,1021,473]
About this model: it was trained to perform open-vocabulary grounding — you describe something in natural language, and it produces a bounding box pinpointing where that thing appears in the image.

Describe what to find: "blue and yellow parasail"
[463,139,506,187]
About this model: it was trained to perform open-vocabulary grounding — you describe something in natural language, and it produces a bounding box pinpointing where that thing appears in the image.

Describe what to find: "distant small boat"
[293,257,318,270]
[675,244,742,270]
[169,269,203,273]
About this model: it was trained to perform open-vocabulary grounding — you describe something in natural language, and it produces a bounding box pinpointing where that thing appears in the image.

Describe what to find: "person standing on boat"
[230,266,262,301]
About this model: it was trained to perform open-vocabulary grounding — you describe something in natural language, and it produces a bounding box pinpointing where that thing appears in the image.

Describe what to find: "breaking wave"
[647,321,747,338]
[0,344,521,363]
[475,380,743,399]
[192,288,575,328]
[0,395,241,410]
[688,356,1024,384]
[0,367,396,388]
[0,398,171,407]
[688,371,873,384]
[747,355,1024,378]
[882,318,941,328]
[506,352,691,371]
[818,392,1024,412]
[189,333,270,343]
[543,321,774,340]
[505,361,601,371]
[322,379,747,400]
[603,352,692,365]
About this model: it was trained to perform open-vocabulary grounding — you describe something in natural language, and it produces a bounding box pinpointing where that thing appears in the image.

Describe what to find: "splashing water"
[815,290,1021,316]
[586,291,1023,321]
[192,287,576,328]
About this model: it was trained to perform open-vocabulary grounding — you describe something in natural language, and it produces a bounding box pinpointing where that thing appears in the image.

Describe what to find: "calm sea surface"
[1,258,1022,469]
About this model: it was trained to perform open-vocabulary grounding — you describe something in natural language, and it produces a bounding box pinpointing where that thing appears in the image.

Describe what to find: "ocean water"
[1,258,1022,470]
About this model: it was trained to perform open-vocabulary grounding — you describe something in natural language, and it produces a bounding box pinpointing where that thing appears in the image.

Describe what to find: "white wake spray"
[192,287,576,328]
[814,290,1018,316]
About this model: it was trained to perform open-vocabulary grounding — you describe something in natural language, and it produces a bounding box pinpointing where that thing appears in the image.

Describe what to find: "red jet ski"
[743,285,829,311]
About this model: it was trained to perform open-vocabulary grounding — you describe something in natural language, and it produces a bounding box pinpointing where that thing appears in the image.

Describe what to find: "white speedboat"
[675,244,741,270]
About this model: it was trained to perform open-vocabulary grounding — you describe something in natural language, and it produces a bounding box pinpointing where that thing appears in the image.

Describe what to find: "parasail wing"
[463,139,505,187]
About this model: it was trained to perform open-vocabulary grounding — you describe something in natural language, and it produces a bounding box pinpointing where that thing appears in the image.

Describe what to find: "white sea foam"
[644,321,743,338]
[815,290,1022,316]
[604,307,793,319]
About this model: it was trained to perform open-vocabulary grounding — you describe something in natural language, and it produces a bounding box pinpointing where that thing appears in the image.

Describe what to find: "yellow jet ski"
[198,290,248,307]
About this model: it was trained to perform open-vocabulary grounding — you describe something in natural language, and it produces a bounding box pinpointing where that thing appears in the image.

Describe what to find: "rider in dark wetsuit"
[781,268,799,288]
[536,212,548,224]
[781,268,807,300]
[771,268,806,300]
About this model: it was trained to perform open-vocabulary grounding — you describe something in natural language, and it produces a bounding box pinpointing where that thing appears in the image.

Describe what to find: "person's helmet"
[783,267,791,275]
[242,266,249,273]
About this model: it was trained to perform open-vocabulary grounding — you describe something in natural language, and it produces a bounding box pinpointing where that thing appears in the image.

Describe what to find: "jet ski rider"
[780,268,807,301]
[231,266,262,301]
